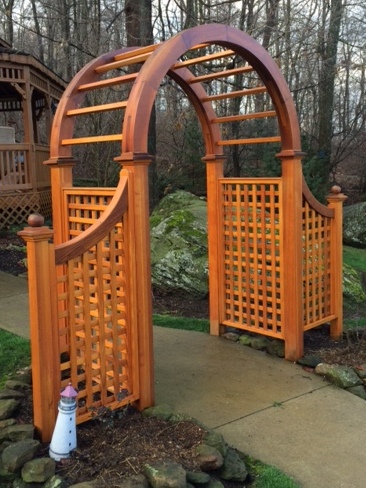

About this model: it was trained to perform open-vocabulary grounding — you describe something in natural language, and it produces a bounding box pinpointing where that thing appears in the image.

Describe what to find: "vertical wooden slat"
[260,185,268,332]
[252,184,260,330]
[235,184,243,324]
[96,239,107,404]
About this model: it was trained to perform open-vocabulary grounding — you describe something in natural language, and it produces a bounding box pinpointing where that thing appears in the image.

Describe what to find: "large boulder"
[343,202,366,247]
[150,191,366,302]
[150,191,208,297]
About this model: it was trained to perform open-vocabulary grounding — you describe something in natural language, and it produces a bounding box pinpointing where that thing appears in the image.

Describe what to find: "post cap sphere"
[27,213,45,227]
[330,185,341,195]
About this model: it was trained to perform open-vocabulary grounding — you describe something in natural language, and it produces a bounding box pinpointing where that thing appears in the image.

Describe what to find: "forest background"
[0,0,365,207]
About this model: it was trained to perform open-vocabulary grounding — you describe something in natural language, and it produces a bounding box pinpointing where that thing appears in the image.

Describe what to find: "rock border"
[0,371,252,488]
[222,331,366,401]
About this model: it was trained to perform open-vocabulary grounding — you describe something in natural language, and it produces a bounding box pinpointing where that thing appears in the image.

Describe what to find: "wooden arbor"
[20,25,345,441]
[0,38,66,228]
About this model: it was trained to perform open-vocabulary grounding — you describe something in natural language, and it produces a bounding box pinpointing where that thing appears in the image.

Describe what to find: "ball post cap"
[330,185,341,195]
[27,213,45,227]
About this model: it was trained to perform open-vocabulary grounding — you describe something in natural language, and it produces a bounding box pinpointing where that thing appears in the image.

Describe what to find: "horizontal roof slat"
[67,101,128,116]
[218,136,281,146]
[61,134,123,145]
[212,110,277,123]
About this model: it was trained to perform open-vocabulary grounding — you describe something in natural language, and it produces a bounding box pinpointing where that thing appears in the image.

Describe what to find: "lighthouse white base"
[49,400,77,461]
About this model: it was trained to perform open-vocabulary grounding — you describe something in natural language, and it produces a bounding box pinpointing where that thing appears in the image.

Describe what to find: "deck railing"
[0,143,50,192]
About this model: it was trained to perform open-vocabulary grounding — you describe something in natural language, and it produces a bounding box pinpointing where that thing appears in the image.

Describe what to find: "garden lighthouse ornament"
[49,383,78,461]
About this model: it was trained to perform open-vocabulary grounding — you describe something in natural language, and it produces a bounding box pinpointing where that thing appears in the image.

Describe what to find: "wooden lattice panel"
[0,189,51,228]
[302,200,332,330]
[220,179,283,338]
[56,187,135,423]
[56,220,135,423]
[64,188,115,238]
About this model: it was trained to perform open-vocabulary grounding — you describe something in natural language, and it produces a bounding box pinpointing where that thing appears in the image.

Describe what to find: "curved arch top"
[123,24,301,157]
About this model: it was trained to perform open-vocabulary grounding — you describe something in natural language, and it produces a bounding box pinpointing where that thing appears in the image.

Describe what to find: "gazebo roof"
[0,39,67,113]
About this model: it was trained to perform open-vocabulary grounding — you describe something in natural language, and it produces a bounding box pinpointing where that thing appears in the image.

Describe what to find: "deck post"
[277,150,304,361]
[115,153,155,410]
[327,186,347,340]
[203,154,225,336]
[18,215,59,442]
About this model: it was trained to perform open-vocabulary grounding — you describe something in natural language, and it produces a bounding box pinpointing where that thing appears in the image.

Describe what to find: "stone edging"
[221,331,366,401]
[0,370,252,488]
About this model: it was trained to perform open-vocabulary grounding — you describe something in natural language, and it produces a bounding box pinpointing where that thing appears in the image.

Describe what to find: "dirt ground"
[1,230,366,486]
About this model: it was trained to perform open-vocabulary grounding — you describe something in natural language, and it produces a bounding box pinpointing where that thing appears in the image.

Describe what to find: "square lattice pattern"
[56,189,135,423]
[221,180,283,338]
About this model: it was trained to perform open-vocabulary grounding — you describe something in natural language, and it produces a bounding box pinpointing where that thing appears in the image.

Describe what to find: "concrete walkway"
[1,270,366,487]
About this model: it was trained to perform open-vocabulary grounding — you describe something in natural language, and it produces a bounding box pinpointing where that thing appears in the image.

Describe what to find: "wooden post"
[327,186,347,340]
[203,155,225,336]
[18,214,60,442]
[277,150,304,361]
[115,153,155,410]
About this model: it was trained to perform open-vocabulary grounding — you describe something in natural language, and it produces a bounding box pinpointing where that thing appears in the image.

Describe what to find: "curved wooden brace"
[123,24,301,155]
[54,170,130,264]
[302,176,334,218]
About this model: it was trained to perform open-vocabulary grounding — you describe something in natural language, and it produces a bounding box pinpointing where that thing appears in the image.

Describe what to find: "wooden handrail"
[55,172,129,264]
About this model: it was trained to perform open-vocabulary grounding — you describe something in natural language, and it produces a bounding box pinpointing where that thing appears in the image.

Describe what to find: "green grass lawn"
[153,314,209,332]
[246,457,300,488]
[0,329,30,388]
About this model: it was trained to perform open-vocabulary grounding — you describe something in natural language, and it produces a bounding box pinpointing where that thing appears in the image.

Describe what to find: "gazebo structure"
[19,25,346,442]
[0,38,66,228]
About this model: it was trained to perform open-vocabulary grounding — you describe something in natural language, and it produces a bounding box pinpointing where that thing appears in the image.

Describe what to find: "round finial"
[330,185,341,195]
[27,213,45,227]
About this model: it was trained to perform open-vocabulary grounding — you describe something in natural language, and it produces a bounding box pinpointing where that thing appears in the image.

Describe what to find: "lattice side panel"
[64,189,115,238]
[0,191,50,229]
[302,200,332,330]
[220,179,283,338]
[56,220,136,424]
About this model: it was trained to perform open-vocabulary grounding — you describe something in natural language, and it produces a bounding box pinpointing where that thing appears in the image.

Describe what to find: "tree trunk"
[125,0,158,208]
[317,0,344,195]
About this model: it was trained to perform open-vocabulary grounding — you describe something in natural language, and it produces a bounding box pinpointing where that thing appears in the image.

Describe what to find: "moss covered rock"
[150,191,208,297]
[343,202,366,248]
[343,263,366,303]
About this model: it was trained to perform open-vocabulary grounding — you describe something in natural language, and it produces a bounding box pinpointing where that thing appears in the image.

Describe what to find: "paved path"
[1,271,366,487]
